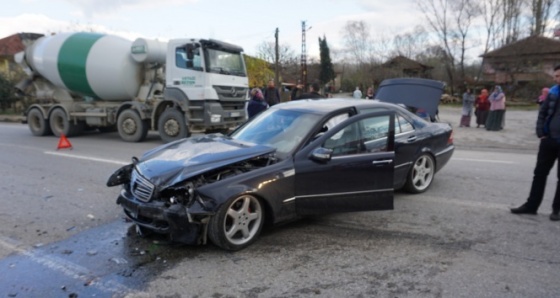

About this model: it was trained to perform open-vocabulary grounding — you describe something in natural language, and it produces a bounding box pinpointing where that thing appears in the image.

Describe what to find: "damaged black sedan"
[108,96,454,250]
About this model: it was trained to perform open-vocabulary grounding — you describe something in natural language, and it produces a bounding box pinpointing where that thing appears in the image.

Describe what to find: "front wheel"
[404,153,435,193]
[117,109,149,142]
[208,195,264,251]
[158,108,190,143]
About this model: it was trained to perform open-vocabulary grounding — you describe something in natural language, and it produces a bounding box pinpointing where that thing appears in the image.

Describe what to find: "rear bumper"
[116,189,202,245]
[435,145,454,172]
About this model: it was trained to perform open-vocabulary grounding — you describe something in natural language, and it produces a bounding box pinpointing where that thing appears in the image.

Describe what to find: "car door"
[293,111,395,215]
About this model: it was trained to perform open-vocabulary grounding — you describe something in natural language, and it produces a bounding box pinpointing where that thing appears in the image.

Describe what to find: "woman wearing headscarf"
[474,89,490,128]
[460,88,475,127]
[485,85,506,131]
[537,87,550,105]
[247,88,268,118]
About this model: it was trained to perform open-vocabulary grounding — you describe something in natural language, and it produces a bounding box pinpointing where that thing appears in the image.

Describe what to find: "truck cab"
[163,39,249,136]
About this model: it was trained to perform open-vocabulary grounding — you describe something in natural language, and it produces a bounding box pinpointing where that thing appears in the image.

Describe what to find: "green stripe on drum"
[58,33,104,98]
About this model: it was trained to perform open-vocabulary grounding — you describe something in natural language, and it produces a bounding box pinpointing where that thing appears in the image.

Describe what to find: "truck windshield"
[206,48,247,77]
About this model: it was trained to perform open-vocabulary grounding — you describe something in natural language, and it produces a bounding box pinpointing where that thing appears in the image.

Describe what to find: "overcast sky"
[0,0,424,59]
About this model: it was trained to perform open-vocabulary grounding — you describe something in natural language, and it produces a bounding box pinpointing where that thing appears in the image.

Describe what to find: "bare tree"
[529,0,554,36]
[256,41,297,65]
[416,0,458,93]
[392,26,428,59]
[453,0,480,83]
[501,0,525,44]
[340,20,373,64]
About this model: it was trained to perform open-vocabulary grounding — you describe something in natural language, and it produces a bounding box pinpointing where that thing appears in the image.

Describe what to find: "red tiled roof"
[0,33,44,56]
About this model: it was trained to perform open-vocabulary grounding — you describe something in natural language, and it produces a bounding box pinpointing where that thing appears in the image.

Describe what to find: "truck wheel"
[27,108,52,136]
[117,109,148,142]
[49,108,84,137]
[158,108,190,143]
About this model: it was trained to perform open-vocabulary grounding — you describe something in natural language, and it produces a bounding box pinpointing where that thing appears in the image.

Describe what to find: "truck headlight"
[211,114,221,123]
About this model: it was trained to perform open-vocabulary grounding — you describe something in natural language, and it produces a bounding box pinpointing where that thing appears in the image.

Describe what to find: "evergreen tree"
[318,36,335,86]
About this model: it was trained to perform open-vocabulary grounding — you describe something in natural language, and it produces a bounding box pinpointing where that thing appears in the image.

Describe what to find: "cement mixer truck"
[15,32,250,142]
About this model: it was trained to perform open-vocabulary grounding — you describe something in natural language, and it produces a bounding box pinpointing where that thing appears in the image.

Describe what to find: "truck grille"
[130,169,154,202]
[213,85,248,101]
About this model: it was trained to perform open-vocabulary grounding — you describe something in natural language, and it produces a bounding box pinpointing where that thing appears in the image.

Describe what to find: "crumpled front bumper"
[116,189,202,245]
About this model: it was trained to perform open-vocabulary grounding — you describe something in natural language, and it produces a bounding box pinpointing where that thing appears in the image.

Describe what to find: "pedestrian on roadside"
[295,81,326,100]
[485,85,506,131]
[537,87,550,105]
[511,64,560,220]
[247,88,268,118]
[291,80,304,101]
[353,86,362,99]
[264,80,281,106]
[474,88,490,128]
[460,88,475,127]
[365,87,375,99]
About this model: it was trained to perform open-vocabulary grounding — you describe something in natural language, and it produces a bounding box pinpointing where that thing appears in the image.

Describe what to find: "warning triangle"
[57,134,73,150]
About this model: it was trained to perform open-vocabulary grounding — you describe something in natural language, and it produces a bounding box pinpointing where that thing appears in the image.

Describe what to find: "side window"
[323,114,391,156]
[175,47,202,71]
[324,122,362,156]
[175,48,187,68]
[397,115,414,133]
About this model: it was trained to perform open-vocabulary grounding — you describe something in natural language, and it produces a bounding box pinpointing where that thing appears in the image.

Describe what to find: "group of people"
[459,86,506,130]
[247,79,327,118]
[352,86,375,99]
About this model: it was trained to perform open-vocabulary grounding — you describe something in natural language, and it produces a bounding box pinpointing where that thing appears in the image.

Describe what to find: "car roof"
[272,98,399,115]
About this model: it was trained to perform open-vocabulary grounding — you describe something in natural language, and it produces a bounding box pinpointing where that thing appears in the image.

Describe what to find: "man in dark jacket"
[295,81,325,100]
[264,80,281,106]
[511,64,560,221]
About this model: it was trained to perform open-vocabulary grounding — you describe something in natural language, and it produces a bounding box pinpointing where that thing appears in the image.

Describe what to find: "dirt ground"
[437,106,540,153]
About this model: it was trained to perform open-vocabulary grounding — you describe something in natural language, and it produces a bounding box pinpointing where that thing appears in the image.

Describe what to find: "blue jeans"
[527,137,560,212]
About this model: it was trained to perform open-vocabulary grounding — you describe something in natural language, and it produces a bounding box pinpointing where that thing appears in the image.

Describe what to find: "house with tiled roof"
[0,32,43,79]
[381,55,433,78]
[480,35,560,85]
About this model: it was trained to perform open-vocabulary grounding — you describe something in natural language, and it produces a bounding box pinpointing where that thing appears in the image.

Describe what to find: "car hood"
[375,78,445,117]
[135,134,276,188]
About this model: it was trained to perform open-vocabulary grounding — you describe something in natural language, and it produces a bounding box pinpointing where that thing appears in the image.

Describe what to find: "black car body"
[108,82,454,250]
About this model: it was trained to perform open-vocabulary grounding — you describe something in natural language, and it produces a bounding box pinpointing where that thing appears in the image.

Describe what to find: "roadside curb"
[0,115,25,123]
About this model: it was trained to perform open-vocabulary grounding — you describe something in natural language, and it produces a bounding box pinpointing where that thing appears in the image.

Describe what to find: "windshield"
[206,48,247,77]
[231,108,322,156]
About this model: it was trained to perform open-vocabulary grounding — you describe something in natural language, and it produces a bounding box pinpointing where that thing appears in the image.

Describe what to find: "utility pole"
[301,21,307,88]
[274,28,279,92]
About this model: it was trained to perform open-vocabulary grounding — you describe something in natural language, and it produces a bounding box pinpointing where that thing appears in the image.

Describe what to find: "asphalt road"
[1,107,559,298]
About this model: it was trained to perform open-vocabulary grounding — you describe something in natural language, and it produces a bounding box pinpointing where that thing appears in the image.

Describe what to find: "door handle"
[407,136,417,142]
[372,159,393,165]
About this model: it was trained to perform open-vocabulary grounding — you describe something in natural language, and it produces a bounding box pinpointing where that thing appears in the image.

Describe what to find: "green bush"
[0,74,17,112]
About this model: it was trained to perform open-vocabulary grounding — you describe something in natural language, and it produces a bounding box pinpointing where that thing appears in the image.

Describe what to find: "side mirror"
[310,147,333,163]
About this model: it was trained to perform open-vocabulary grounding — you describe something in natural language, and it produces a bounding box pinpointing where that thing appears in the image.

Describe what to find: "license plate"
[229,112,241,117]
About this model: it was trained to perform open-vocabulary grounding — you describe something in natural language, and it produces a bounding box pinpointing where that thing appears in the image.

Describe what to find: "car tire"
[208,194,264,251]
[158,108,190,143]
[404,153,435,193]
[27,108,52,136]
[49,108,84,137]
[117,109,149,142]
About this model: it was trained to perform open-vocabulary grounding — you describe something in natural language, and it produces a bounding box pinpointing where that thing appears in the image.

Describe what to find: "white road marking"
[0,236,136,295]
[452,157,516,164]
[44,151,128,165]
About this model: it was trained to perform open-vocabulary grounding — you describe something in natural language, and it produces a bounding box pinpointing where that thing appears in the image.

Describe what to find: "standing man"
[291,80,304,101]
[264,79,281,106]
[295,81,326,100]
[353,86,362,99]
[511,64,560,221]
